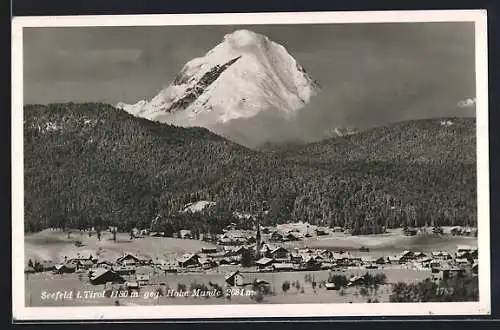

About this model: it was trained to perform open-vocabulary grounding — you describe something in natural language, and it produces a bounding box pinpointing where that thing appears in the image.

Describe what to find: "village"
[25,219,479,306]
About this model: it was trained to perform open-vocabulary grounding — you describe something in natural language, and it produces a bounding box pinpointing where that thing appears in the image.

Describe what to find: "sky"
[23,22,476,143]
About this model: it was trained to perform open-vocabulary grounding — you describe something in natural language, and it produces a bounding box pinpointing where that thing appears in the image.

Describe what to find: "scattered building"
[225,270,245,287]
[179,230,193,239]
[255,257,274,269]
[270,247,289,260]
[272,263,294,272]
[177,254,200,268]
[53,263,76,274]
[90,269,125,285]
[136,274,150,286]
[315,227,329,236]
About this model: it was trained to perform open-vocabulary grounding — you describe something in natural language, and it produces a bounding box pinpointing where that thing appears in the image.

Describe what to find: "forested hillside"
[23,103,477,235]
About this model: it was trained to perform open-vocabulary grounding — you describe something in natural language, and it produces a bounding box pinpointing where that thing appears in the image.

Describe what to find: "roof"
[432,251,444,256]
[177,254,199,263]
[198,257,215,264]
[361,256,376,262]
[224,270,241,280]
[271,246,288,254]
[55,263,76,270]
[256,257,274,265]
[90,268,113,280]
[125,281,139,288]
[457,245,472,251]
[273,263,294,269]
[455,258,470,263]
[180,229,192,235]
[400,250,413,256]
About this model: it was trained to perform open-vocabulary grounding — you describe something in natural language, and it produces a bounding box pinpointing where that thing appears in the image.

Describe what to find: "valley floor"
[23,228,478,306]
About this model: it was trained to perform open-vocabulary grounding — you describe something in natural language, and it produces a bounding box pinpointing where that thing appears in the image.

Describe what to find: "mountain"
[116,29,320,144]
[23,103,476,235]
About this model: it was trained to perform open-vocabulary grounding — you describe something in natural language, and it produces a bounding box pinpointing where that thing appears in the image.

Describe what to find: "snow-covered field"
[24,229,217,265]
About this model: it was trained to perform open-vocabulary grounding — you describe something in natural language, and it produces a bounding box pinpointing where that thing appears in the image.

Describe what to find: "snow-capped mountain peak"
[117,29,320,128]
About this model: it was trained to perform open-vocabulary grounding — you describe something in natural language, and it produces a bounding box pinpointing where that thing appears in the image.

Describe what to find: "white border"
[12,10,490,321]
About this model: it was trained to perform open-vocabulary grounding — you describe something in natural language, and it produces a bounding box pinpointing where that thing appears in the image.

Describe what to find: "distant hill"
[23,103,477,235]
[279,118,476,164]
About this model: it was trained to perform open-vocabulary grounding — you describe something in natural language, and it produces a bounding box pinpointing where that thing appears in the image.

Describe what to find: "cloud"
[457,97,476,108]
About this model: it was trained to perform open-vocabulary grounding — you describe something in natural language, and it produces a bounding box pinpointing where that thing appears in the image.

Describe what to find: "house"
[217,258,232,265]
[227,246,248,257]
[432,264,465,281]
[361,256,376,264]
[375,257,387,265]
[136,274,150,286]
[177,254,200,268]
[403,227,418,236]
[115,266,136,276]
[332,227,344,233]
[448,267,466,279]
[429,259,442,269]
[201,247,218,254]
[139,229,149,236]
[272,263,294,272]
[179,229,193,239]
[255,257,274,269]
[199,258,217,270]
[399,250,415,263]
[259,244,274,258]
[225,270,245,286]
[53,263,76,274]
[387,255,401,264]
[96,260,113,269]
[150,231,165,237]
[432,227,444,235]
[319,250,334,260]
[303,257,321,270]
[320,262,335,270]
[131,227,140,237]
[270,247,289,260]
[457,245,472,254]
[116,253,141,266]
[315,228,329,236]
[77,259,95,270]
[332,252,351,266]
[290,252,303,264]
[431,251,452,261]
[125,281,140,291]
[413,252,427,259]
[270,231,284,242]
[285,232,301,241]
[347,275,365,287]
[450,227,463,236]
[90,268,124,285]
[455,258,470,267]
[325,282,339,290]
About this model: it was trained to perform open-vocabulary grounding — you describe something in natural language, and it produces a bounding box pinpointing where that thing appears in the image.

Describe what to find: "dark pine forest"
[23,103,477,236]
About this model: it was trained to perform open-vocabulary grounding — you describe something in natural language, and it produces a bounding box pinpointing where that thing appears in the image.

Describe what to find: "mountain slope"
[280,117,476,164]
[23,103,477,235]
[116,29,320,131]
